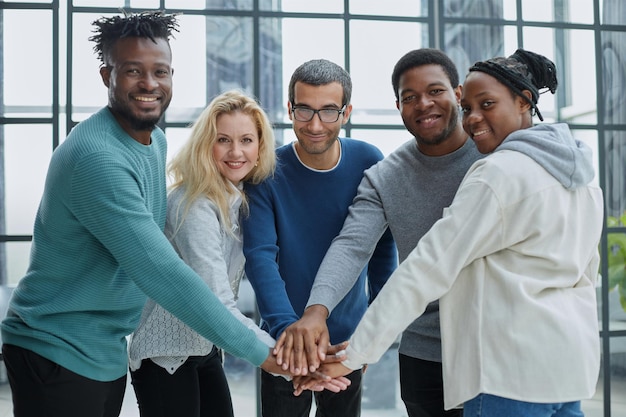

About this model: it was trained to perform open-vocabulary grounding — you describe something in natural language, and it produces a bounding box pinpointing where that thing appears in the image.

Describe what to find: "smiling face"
[396,64,466,156]
[100,36,173,144]
[460,71,532,154]
[212,111,260,186]
[288,81,352,169]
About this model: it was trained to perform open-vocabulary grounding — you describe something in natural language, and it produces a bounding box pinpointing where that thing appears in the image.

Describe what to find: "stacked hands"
[259,305,356,396]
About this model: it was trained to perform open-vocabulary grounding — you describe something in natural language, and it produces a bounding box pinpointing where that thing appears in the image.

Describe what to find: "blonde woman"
[129,90,277,417]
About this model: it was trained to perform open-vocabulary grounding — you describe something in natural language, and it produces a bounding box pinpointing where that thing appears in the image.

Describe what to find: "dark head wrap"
[468,49,558,121]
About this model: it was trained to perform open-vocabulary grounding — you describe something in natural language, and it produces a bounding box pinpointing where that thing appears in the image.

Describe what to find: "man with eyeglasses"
[242,59,397,417]
[275,49,485,417]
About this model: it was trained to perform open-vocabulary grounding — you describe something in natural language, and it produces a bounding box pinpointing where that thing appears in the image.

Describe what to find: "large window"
[1,1,625,416]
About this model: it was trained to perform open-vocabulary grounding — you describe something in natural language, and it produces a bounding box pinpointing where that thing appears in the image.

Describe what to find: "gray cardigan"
[129,185,274,374]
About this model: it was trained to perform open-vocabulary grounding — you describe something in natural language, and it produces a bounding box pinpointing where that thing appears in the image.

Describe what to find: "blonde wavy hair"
[168,90,276,235]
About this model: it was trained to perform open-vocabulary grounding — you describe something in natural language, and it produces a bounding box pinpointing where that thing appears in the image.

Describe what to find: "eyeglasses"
[291,105,346,123]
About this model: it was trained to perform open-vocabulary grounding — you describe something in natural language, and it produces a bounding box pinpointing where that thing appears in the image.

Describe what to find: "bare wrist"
[304,304,329,319]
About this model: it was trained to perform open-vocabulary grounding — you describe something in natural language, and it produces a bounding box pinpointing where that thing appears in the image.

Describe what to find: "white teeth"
[473,129,490,137]
[421,116,437,123]
[135,96,157,102]
[226,162,244,167]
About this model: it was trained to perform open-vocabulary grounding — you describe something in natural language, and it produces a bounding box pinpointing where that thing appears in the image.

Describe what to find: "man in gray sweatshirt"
[276,49,484,417]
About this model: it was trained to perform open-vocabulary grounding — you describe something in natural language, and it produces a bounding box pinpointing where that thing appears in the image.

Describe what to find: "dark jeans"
[130,346,233,417]
[399,354,462,417]
[2,343,127,417]
[261,368,362,417]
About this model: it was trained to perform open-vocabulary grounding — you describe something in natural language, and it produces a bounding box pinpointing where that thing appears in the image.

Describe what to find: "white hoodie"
[343,123,604,409]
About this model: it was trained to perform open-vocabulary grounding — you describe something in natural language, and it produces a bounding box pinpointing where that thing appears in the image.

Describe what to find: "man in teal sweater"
[0,11,288,417]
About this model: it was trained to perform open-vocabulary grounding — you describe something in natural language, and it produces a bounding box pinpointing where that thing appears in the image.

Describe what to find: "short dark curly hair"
[391,49,460,101]
[89,10,179,66]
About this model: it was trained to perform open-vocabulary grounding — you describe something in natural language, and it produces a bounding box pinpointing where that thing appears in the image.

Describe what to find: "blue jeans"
[260,368,362,417]
[463,394,584,417]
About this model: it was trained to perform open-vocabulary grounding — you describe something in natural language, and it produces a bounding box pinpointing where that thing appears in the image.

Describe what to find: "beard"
[128,115,161,131]
[108,92,169,132]
[409,104,461,145]
[297,136,337,155]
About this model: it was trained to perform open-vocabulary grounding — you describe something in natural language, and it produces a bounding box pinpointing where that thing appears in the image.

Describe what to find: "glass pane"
[224,353,257,415]
[611,342,626,415]
[351,0,425,17]
[261,0,342,13]
[165,0,207,8]
[166,15,211,123]
[270,18,345,124]
[130,0,160,7]
[521,27,557,122]
[349,21,425,125]
[502,0,518,20]
[278,128,295,148]
[444,24,506,79]
[166,0,254,9]
[361,346,402,412]
[71,13,114,118]
[444,0,503,19]
[201,16,254,111]
[443,0,513,74]
[522,0,594,24]
[604,131,626,216]
[351,129,414,157]
[602,0,626,25]
[4,125,53,235]
[572,130,599,186]
[5,242,32,287]
[72,0,160,7]
[225,276,259,416]
[257,18,284,125]
[609,278,626,330]
[601,31,626,126]
[164,127,192,167]
[559,30,597,124]
[605,230,626,326]
[72,0,125,5]
[522,0,554,22]
[567,0,595,24]
[501,26,520,58]
[3,10,53,117]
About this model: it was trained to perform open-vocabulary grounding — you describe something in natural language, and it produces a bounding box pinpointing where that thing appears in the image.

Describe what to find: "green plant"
[606,212,626,311]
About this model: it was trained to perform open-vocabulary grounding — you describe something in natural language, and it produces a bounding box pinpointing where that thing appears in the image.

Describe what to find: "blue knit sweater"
[243,139,398,344]
[1,108,269,382]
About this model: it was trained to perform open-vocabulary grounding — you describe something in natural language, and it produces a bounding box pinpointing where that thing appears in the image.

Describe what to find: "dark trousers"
[399,354,462,417]
[130,347,233,417]
[261,368,362,417]
[2,343,127,417]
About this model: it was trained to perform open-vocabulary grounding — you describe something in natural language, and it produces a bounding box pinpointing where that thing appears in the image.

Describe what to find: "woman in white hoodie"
[301,50,604,417]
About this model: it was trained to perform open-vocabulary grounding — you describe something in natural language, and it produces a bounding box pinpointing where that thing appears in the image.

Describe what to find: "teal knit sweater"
[1,108,269,382]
